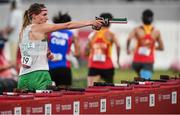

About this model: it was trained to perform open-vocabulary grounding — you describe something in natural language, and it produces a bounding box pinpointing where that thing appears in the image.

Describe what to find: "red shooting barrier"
[156,80,180,114]
[0,94,35,114]
[132,84,160,114]
[106,86,134,114]
[25,92,63,114]
[22,91,83,114]
[0,81,180,114]
[51,91,83,115]
[0,100,19,114]
[19,92,64,114]
[33,92,63,97]
[80,86,109,114]
[21,92,64,114]
[21,98,50,114]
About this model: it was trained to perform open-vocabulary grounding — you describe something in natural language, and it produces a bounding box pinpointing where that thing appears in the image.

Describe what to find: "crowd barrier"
[0,79,180,114]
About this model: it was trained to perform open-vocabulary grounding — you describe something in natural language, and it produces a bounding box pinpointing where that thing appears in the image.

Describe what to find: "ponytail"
[22,10,31,30]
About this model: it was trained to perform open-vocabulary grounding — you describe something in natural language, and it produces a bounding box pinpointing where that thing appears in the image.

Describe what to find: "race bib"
[52,53,63,61]
[93,54,106,62]
[138,47,151,56]
[21,55,32,68]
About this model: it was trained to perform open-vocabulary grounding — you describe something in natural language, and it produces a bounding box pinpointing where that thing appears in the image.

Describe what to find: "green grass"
[71,66,177,88]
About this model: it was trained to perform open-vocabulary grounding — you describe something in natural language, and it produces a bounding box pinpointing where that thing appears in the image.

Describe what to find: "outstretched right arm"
[39,20,104,34]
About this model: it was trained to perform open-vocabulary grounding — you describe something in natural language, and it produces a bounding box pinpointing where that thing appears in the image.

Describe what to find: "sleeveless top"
[48,29,73,69]
[133,26,155,63]
[88,28,114,69]
[19,25,49,76]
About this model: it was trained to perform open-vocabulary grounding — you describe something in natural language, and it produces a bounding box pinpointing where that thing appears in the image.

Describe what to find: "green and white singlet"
[18,25,52,90]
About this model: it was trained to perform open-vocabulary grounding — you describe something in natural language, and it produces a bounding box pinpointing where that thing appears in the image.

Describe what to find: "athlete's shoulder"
[152,25,160,34]
[131,25,142,33]
[136,25,143,30]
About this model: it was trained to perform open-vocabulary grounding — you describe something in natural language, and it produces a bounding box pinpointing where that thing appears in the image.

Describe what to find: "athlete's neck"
[143,24,152,34]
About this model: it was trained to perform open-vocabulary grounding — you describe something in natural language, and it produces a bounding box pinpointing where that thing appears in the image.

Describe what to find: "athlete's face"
[33,8,48,24]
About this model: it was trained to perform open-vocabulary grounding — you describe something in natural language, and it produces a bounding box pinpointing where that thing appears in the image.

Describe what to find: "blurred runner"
[3,0,23,65]
[86,13,120,86]
[126,9,164,80]
[0,32,16,79]
[48,12,80,88]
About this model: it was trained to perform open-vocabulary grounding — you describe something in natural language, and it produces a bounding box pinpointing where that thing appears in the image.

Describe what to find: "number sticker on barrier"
[171,91,177,104]
[100,99,106,113]
[73,101,80,115]
[126,96,132,110]
[45,104,51,115]
[14,107,21,115]
[149,94,155,107]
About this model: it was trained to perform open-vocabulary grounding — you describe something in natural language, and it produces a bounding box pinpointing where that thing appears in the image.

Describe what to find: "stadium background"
[0,0,179,87]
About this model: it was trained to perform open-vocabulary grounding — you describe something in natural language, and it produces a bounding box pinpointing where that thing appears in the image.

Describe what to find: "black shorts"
[88,68,114,83]
[132,62,153,76]
[49,67,72,86]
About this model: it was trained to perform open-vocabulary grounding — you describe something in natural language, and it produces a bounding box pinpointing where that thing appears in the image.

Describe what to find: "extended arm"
[126,28,136,54]
[155,30,164,51]
[112,33,120,66]
[39,20,104,34]
[72,35,80,57]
